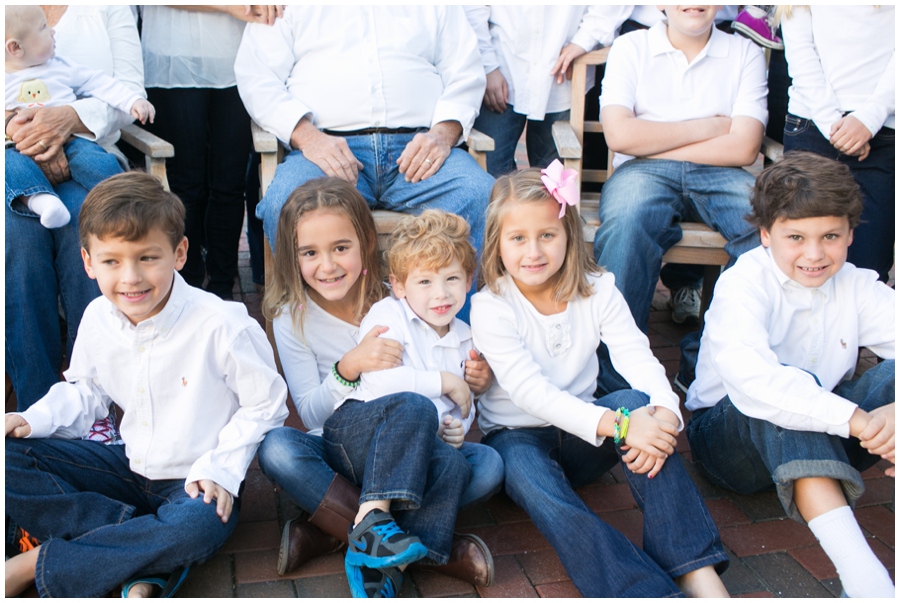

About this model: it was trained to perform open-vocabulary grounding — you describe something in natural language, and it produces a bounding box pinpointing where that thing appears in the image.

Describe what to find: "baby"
[5,5,154,228]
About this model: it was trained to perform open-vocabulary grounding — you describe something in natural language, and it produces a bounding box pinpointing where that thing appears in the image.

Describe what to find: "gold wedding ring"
[38,140,47,150]
[424,159,433,165]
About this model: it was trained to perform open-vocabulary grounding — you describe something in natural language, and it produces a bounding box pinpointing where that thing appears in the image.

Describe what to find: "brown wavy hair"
[262,178,386,338]
[479,168,600,302]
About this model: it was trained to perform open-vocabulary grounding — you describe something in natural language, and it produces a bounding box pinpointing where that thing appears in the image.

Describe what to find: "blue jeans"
[687,360,895,523]
[472,103,568,177]
[256,132,494,322]
[783,113,895,283]
[5,141,110,410]
[321,394,470,564]
[258,429,503,515]
[484,389,727,597]
[593,159,760,332]
[5,438,237,598]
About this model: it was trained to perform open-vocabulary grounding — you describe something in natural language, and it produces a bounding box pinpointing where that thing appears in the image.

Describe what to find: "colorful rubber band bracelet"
[331,362,361,388]
[613,407,630,446]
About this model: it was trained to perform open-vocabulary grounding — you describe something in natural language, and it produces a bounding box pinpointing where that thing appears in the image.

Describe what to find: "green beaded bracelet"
[332,362,360,388]
[613,407,630,446]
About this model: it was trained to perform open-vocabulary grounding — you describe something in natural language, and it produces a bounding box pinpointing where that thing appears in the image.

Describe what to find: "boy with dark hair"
[5,172,288,598]
[686,152,895,598]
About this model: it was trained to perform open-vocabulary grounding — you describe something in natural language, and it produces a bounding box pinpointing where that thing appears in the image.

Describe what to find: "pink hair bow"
[540,159,579,218]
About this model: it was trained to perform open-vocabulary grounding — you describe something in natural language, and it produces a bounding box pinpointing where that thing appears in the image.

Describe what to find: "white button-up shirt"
[601,21,767,168]
[464,5,631,120]
[350,296,475,434]
[234,6,485,146]
[687,246,895,437]
[15,274,289,496]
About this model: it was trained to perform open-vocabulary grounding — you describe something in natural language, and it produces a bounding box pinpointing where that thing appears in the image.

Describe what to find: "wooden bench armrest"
[761,135,784,163]
[252,120,281,154]
[552,121,582,160]
[466,128,494,152]
[119,124,173,159]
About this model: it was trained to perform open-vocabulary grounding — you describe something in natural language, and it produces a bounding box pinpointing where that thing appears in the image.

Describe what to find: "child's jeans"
[458,441,504,510]
[5,438,237,598]
[5,137,122,210]
[687,359,895,523]
[483,388,728,598]
[322,393,470,564]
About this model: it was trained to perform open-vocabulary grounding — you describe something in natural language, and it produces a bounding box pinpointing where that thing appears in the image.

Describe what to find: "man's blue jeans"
[783,114,895,283]
[472,103,568,177]
[255,132,494,321]
[321,393,470,564]
[5,438,237,598]
[483,389,728,597]
[688,360,895,524]
[4,139,114,409]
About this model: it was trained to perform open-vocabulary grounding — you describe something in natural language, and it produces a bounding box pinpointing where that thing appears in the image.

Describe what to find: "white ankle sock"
[807,506,894,597]
[26,193,70,228]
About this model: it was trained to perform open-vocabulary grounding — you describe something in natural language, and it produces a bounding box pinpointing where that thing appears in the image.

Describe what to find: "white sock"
[807,506,894,597]
[26,193,70,228]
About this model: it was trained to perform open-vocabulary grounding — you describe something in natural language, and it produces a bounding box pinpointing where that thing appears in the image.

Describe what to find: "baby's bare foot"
[5,545,40,597]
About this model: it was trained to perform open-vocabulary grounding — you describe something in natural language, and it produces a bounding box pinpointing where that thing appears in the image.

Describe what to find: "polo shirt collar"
[648,20,730,61]
[764,247,835,301]
[398,298,471,347]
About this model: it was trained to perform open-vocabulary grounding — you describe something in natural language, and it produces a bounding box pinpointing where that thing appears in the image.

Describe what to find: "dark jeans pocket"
[783,114,811,137]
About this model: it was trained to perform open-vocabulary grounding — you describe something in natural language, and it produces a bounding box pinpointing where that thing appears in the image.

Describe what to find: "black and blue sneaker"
[345,556,403,598]
[345,509,427,568]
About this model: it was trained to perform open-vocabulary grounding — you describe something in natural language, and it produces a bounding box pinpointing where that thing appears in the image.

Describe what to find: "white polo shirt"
[601,21,768,168]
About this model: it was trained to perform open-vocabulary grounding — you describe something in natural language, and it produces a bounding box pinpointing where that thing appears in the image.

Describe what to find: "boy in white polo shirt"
[686,153,895,598]
[593,5,767,336]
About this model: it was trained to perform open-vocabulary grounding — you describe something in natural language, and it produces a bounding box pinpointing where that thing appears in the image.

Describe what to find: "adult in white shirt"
[140,5,282,299]
[780,5,895,283]
[465,6,630,177]
[5,5,142,411]
[234,5,494,305]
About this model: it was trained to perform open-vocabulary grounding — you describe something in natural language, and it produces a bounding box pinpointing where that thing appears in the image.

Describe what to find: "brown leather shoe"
[277,514,345,576]
[413,533,494,587]
[308,474,359,545]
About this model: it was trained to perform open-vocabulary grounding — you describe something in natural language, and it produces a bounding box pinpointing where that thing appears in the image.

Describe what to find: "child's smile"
[296,209,364,315]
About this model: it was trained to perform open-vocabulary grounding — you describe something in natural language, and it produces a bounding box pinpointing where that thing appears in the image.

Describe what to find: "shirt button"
[138,387,145,394]
[134,459,141,465]
[811,358,818,363]
[556,344,561,348]
[374,121,381,126]
[555,324,561,329]
[141,421,148,427]
[138,346,145,353]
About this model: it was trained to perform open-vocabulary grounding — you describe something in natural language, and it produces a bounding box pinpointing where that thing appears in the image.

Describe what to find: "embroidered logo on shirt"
[182,377,188,387]
[840,339,847,349]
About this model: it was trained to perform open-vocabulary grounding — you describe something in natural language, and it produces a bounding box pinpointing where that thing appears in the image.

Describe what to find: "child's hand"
[185,479,233,523]
[621,445,668,478]
[440,371,472,419]
[440,415,465,449]
[830,115,872,158]
[464,349,493,396]
[859,403,894,463]
[550,42,587,84]
[5,414,32,438]
[340,326,404,382]
[621,406,677,459]
[130,99,155,125]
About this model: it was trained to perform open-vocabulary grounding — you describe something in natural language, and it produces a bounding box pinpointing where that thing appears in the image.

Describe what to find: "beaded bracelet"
[613,407,630,446]
[331,362,361,388]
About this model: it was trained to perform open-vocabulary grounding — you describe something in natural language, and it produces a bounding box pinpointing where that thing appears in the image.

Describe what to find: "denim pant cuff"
[774,459,864,524]
[665,550,730,579]
[34,537,54,598]
[359,490,421,510]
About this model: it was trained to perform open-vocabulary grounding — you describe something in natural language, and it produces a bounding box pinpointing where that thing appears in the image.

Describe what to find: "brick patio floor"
[6,141,894,597]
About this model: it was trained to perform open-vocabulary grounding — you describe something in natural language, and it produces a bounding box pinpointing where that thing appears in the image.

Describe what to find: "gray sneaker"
[668,286,701,325]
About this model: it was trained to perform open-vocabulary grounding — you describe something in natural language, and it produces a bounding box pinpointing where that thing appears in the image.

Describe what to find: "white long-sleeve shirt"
[686,246,895,437]
[464,5,631,120]
[781,5,895,139]
[351,297,475,433]
[271,298,360,437]
[13,274,289,497]
[50,5,145,151]
[471,273,682,445]
[6,56,142,114]
[234,5,485,147]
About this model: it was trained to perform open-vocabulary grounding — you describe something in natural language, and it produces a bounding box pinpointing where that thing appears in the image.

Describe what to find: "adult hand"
[290,117,363,184]
[12,106,82,162]
[830,115,872,158]
[338,326,404,382]
[550,43,587,85]
[440,371,472,419]
[464,349,493,396]
[38,146,71,186]
[484,69,509,113]
[397,121,460,184]
[440,416,465,449]
[185,479,234,523]
[226,5,284,25]
[5,415,32,438]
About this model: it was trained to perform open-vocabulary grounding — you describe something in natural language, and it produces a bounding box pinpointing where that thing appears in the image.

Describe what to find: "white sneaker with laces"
[669,286,701,325]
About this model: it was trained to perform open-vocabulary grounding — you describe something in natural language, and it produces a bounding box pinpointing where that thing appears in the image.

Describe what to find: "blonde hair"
[262,178,386,337]
[387,209,477,284]
[480,168,600,301]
